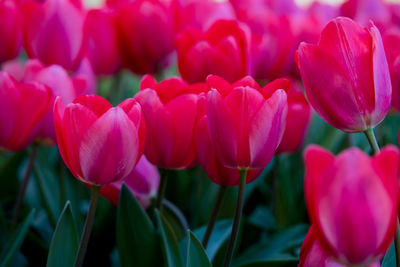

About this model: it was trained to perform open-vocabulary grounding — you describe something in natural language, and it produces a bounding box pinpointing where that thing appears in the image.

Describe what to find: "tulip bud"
[54,95,145,185]
[0,72,52,151]
[304,145,399,266]
[100,156,160,208]
[0,0,22,64]
[297,17,391,133]
[176,19,250,83]
[205,75,287,169]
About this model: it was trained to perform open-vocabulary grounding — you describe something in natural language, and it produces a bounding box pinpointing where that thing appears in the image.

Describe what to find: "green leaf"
[0,209,35,267]
[116,184,160,267]
[46,201,79,267]
[155,210,183,267]
[193,219,232,261]
[382,243,395,267]
[236,255,298,267]
[185,231,211,267]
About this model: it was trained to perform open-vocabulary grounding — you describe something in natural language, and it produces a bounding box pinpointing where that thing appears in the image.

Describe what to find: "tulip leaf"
[193,219,232,261]
[155,210,184,267]
[46,201,79,267]
[183,230,211,267]
[234,255,298,267]
[116,184,160,267]
[382,243,395,267]
[0,209,35,267]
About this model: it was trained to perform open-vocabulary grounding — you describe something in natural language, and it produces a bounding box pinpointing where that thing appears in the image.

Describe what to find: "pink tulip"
[176,19,250,83]
[100,156,159,208]
[0,0,22,64]
[206,75,287,169]
[54,95,145,185]
[304,145,399,266]
[275,79,312,154]
[134,75,205,169]
[85,8,121,75]
[340,0,390,27]
[297,17,391,133]
[22,0,86,70]
[0,72,52,151]
[115,0,175,75]
[299,226,380,267]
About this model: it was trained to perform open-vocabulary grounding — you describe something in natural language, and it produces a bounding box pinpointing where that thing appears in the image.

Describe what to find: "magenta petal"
[0,73,19,145]
[79,107,139,185]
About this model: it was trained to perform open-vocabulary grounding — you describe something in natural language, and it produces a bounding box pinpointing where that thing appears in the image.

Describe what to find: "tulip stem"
[223,169,247,267]
[11,145,38,232]
[364,128,380,154]
[74,185,101,267]
[202,186,228,248]
[395,219,400,267]
[155,169,169,211]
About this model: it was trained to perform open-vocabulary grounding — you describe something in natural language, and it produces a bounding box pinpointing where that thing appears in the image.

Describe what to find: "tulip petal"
[206,74,232,97]
[232,76,260,90]
[0,73,19,145]
[73,95,112,117]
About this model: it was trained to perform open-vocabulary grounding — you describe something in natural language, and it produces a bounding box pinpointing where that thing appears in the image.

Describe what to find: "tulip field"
[3,0,400,266]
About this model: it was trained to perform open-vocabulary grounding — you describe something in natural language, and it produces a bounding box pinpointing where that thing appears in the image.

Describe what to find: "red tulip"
[205,75,287,169]
[275,79,312,154]
[54,95,145,185]
[0,0,22,64]
[86,8,121,75]
[23,0,86,70]
[299,226,380,267]
[100,156,160,208]
[0,72,52,151]
[134,75,205,169]
[297,17,391,133]
[176,19,250,83]
[116,0,175,75]
[304,145,399,266]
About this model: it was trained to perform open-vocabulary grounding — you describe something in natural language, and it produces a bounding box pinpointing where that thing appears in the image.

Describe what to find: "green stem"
[11,145,38,231]
[395,219,400,267]
[202,186,227,248]
[59,160,66,207]
[364,128,380,154]
[155,169,169,211]
[74,185,101,267]
[223,169,247,267]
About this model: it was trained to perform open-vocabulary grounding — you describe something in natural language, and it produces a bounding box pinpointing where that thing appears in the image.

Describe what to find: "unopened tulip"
[116,0,175,75]
[134,75,204,169]
[0,0,22,64]
[304,145,399,266]
[297,17,391,133]
[274,79,312,154]
[23,0,86,70]
[206,75,287,169]
[0,72,52,151]
[86,8,121,75]
[176,19,250,83]
[299,226,380,267]
[100,156,160,208]
[54,95,145,185]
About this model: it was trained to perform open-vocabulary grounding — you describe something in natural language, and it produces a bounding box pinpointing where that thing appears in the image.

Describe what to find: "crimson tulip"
[116,0,175,75]
[100,156,159,208]
[0,0,22,64]
[304,145,399,266]
[205,75,287,169]
[23,0,86,70]
[297,17,391,133]
[176,19,250,83]
[134,75,204,169]
[54,95,145,185]
[0,72,52,151]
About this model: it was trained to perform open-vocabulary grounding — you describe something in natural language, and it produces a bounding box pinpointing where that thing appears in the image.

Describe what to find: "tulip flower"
[0,0,22,64]
[296,17,391,133]
[299,226,380,267]
[22,0,86,70]
[134,75,204,169]
[0,72,52,151]
[304,145,399,266]
[340,0,390,27]
[115,0,175,75]
[176,19,250,83]
[205,75,287,169]
[100,156,160,208]
[54,95,145,185]
[275,79,312,154]
[86,8,121,76]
